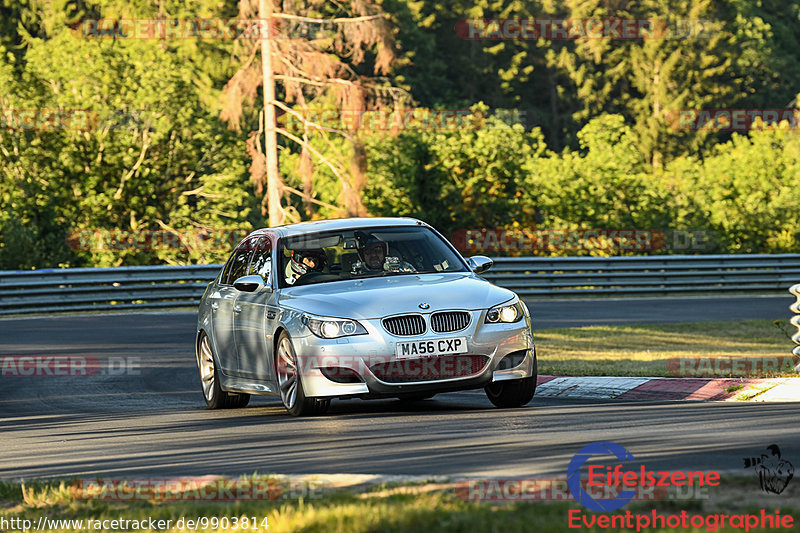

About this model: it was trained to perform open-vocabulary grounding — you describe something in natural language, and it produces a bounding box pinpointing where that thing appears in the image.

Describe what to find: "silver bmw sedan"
[196,217,536,416]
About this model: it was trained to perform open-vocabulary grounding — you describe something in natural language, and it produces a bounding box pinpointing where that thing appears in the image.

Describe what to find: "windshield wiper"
[348,270,414,279]
[349,268,459,280]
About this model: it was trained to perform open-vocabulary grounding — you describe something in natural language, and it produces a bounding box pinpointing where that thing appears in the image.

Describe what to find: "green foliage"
[365,111,798,256]
[0,10,260,268]
[0,0,799,268]
[383,0,800,162]
[364,104,544,234]
[667,127,800,253]
[525,115,655,229]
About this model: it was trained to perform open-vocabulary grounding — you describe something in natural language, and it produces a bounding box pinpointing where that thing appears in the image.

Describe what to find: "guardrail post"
[791,284,800,365]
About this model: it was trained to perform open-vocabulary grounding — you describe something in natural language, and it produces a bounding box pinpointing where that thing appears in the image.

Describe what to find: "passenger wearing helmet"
[285,249,327,285]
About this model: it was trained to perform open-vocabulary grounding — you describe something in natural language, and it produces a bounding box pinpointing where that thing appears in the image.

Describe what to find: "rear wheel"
[485,355,537,408]
[276,331,330,416]
[198,332,250,409]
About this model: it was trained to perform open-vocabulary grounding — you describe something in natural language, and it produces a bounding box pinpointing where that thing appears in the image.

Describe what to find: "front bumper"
[293,310,535,398]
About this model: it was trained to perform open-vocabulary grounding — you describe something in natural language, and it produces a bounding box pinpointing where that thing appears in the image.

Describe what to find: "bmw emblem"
[419,302,430,309]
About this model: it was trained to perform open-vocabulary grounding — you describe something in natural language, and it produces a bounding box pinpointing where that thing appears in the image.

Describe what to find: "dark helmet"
[355,232,387,270]
[286,249,327,283]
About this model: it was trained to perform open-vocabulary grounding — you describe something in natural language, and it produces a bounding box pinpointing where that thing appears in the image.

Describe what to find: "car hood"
[278,273,515,319]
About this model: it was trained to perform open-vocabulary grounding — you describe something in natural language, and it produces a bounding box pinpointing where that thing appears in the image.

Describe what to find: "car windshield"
[279,226,468,287]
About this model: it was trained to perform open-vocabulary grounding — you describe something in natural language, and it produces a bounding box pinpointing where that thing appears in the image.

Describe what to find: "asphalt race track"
[0,295,795,481]
[528,294,794,328]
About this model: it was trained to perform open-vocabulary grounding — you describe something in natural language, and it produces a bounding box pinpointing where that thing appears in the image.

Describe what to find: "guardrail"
[0,265,220,315]
[791,284,800,358]
[489,254,800,297]
[1,254,799,315]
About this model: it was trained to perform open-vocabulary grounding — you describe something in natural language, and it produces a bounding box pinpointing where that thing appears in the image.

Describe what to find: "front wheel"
[484,356,537,408]
[197,332,250,409]
[275,331,330,416]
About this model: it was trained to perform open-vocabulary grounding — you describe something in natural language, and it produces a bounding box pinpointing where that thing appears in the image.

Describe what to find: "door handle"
[233,305,242,313]
[211,302,220,310]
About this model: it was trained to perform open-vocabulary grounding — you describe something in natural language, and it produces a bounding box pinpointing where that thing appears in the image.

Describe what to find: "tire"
[197,332,251,409]
[484,355,537,408]
[275,331,330,416]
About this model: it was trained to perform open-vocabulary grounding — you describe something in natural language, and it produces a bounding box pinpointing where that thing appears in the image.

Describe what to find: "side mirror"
[233,274,270,293]
[468,255,493,274]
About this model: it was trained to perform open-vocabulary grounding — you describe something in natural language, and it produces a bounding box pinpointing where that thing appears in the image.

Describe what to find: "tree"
[365,104,544,234]
[222,0,404,226]
[524,115,655,232]
[0,20,258,268]
[668,124,800,253]
[548,0,747,167]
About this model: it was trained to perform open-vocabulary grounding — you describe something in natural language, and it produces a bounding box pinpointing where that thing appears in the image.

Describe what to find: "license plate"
[395,337,468,358]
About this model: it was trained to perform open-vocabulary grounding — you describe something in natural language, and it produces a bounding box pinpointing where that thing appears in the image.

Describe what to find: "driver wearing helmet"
[358,236,388,271]
[285,249,327,285]
[354,232,416,274]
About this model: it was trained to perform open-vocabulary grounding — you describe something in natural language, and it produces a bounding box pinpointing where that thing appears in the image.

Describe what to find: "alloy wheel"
[276,336,298,409]
[198,335,216,402]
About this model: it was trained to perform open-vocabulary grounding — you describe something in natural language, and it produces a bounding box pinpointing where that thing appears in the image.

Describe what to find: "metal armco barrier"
[0,265,220,315]
[483,254,800,297]
[0,254,799,315]
[791,284,800,358]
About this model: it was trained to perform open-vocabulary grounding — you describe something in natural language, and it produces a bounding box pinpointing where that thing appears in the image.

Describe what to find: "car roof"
[254,217,429,239]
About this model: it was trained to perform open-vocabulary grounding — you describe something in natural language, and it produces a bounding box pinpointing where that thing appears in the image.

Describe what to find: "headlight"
[303,314,368,339]
[485,300,525,323]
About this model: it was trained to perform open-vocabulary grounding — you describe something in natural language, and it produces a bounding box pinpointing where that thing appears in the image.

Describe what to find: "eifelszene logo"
[744,445,795,494]
[567,441,721,512]
[567,441,637,511]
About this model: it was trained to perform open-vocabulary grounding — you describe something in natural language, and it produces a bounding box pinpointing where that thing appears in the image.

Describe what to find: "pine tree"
[222,0,405,225]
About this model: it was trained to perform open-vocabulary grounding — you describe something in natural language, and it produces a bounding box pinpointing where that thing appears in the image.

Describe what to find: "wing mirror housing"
[233,274,270,293]
[468,255,493,274]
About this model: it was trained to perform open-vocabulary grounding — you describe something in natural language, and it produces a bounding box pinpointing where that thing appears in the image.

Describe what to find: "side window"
[222,242,254,285]
[220,252,236,285]
[247,236,272,283]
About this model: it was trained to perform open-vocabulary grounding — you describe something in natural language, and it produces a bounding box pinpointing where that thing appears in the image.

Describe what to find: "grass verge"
[536,319,799,377]
[0,476,798,532]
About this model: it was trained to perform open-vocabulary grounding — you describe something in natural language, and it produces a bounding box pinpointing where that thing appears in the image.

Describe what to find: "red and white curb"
[535,375,800,402]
